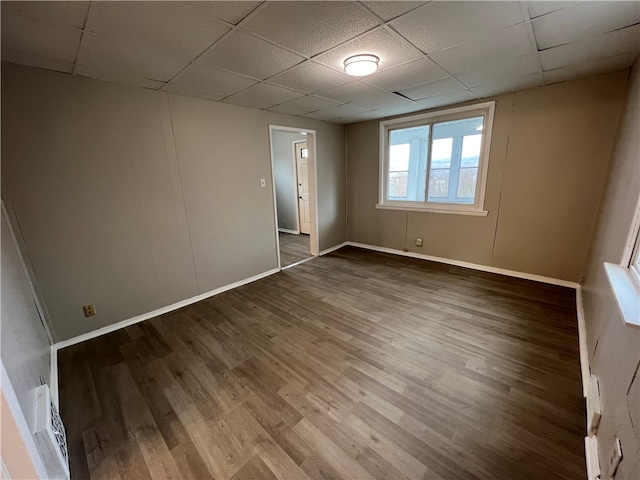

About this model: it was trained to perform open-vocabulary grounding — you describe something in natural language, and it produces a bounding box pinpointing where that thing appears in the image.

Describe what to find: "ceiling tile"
[361,1,426,21]
[223,83,305,109]
[162,84,226,102]
[543,53,638,85]
[532,1,640,50]
[1,48,74,73]
[268,61,352,94]
[399,77,466,101]
[240,1,380,56]
[430,23,532,75]
[390,1,524,54]
[527,1,584,20]
[349,93,412,110]
[304,103,369,121]
[363,58,449,91]
[314,26,422,73]
[315,81,386,103]
[85,2,229,60]
[198,30,304,80]
[469,73,542,97]
[456,54,540,88]
[267,95,342,115]
[416,90,479,109]
[181,1,262,25]
[539,24,640,71]
[366,102,426,118]
[170,63,258,96]
[75,63,166,90]
[1,1,89,28]
[77,33,189,82]
[1,13,82,63]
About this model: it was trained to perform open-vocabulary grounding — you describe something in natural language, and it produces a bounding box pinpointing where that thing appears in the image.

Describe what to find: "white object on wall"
[33,384,69,480]
[587,374,602,436]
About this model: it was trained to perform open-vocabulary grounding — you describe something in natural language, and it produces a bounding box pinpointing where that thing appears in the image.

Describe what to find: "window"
[378,102,495,215]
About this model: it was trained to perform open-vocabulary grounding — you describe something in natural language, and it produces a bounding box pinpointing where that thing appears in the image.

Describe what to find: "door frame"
[268,125,319,270]
[293,139,309,235]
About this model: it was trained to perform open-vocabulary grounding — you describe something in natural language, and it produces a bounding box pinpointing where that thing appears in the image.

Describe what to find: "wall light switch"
[260,178,266,188]
[415,238,423,247]
[83,304,96,317]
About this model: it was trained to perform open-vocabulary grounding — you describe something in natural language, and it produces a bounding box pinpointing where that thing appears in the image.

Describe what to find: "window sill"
[375,203,489,216]
[603,262,640,328]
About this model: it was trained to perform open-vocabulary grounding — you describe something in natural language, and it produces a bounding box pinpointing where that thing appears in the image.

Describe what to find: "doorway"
[269,126,318,269]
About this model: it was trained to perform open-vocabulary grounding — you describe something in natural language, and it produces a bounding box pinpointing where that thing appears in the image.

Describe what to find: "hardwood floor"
[279,232,311,267]
[58,247,585,480]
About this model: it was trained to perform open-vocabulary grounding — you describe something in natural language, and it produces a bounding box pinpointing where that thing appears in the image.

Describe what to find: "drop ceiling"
[2,1,639,124]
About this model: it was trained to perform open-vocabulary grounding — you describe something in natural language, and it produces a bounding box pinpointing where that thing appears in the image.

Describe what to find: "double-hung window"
[378,101,495,215]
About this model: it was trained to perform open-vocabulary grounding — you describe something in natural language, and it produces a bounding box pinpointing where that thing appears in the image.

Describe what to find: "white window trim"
[604,195,640,328]
[377,101,495,215]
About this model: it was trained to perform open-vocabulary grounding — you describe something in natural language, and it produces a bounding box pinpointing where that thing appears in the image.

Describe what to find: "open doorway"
[269,125,318,269]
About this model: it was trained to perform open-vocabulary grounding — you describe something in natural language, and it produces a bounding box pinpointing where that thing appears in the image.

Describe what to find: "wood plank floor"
[58,247,586,480]
[279,232,311,267]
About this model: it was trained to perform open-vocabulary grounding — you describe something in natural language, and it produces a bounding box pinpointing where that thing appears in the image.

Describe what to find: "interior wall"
[1,209,51,475]
[272,130,307,232]
[346,71,627,282]
[1,63,346,341]
[581,60,640,480]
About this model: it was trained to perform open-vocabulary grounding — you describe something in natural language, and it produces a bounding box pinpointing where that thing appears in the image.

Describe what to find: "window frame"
[377,101,496,216]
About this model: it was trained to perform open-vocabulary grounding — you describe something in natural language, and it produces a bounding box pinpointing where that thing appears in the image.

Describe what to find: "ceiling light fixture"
[344,54,379,77]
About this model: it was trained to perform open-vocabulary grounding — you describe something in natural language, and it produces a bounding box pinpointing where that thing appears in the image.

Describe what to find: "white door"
[295,142,311,235]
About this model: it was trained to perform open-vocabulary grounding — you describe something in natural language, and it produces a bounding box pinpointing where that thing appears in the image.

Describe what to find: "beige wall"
[582,60,640,479]
[1,63,346,341]
[347,71,627,281]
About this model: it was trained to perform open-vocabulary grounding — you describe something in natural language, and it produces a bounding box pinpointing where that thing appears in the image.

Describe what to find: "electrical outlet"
[415,237,423,247]
[609,437,622,477]
[83,304,96,317]
[260,178,266,188]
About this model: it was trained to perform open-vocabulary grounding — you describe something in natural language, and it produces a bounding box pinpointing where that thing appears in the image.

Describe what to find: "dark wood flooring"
[279,232,311,267]
[58,247,586,480]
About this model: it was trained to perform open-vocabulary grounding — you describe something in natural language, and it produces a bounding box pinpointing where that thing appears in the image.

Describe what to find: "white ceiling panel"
[367,101,425,118]
[400,77,466,101]
[533,1,640,50]
[470,72,542,97]
[315,81,386,103]
[199,30,304,80]
[1,48,74,74]
[527,1,583,20]
[170,63,258,96]
[1,13,82,63]
[76,63,166,90]
[223,83,305,109]
[540,24,640,72]
[240,1,380,56]
[85,2,230,60]
[456,54,540,88]
[269,61,352,94]
[390,1,524,54]
[1,1,89,29]
[361,1,426,21]
[349,93,412,110]
[162,84,226,102]
[430,23,533,75]
[304,103,369,121]
[543,53,638,85]
[182,1,262,25]
[416,90,478,109]
[314,26,422,73]
[363,58,449,91]
[77,33,189,82]
[267,95,342,115]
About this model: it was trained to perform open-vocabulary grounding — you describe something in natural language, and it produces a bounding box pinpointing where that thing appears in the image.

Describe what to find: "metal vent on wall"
[34,384,70,480]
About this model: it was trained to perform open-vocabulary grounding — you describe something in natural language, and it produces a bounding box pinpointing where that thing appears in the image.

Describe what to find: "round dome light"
[344,54,379,77]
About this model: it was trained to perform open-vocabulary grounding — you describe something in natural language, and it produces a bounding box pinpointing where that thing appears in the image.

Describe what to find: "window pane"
[457,167,478,200]
[428,169,450,198]
[389,144,410,171]
[389,172,408,197]
[461,134,481,167]
[431,138,452,168]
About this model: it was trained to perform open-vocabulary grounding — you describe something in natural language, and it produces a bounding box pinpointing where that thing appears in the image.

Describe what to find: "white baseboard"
[278,228,299,235]
[319,242,348,256]
[575,286,591,397]
[49,347,59,410]
[54,268,280,351]
[346,242,580,289]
